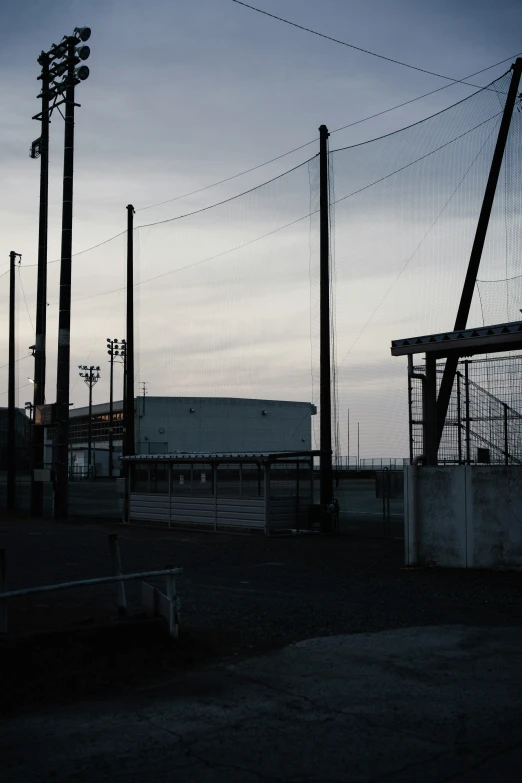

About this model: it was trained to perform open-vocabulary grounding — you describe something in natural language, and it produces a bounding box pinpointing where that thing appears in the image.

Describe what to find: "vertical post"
[464,361,471,465]
[437,58,522,444]
[7,252,18,511]
[0,549,6,633]
[31,52,50,518]
[456,372,462,465]
[124,205,135,459]
[503,403,509,466]
[87,370,93,476]
[165,565,179,638]
[407,356,414,465]
[347,408,350,469]
[264,461,271,535]
[108,533,127,615]
[424,354,438,466]
[318,124,333,524]
[54,41,77,520]
[108,349,114,478]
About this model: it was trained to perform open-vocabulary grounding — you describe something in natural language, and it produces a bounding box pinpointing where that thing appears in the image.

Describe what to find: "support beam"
[436,58,522,445]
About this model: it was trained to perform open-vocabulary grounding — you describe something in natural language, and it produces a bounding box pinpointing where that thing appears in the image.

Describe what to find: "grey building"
[45,397,316,476]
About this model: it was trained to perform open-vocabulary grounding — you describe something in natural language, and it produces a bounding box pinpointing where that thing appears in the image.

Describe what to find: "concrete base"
[3,625,522,782]
[405,466,522,568]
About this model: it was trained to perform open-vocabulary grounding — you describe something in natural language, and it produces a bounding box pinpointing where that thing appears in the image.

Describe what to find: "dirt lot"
[1,516,522,713]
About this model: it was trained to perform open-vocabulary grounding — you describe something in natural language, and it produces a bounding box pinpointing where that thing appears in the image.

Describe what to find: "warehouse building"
[45,397,316,477]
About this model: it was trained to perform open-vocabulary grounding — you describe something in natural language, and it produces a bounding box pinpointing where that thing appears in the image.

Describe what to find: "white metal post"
[165,564,179,638]
[108,533,127,615]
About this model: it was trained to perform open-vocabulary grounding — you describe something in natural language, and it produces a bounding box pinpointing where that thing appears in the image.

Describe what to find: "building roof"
[121,450,319,463]
[391,320,522,358]
[70,396,316,418]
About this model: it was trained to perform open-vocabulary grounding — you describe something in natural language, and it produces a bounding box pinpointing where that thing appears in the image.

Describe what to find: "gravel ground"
[1,516,522,712]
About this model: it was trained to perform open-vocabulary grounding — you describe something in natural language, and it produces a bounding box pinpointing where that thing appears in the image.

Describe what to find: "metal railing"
[0,535,182,637]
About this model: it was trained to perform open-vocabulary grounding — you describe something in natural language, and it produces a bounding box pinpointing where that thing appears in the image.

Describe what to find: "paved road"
[4,625,522,782]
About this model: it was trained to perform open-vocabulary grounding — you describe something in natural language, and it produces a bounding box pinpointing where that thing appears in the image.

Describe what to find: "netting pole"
[31,51,50,518]
[436,58,522,447]
[124,205,136,459]
[7,252,19,511]
[318,124,333,531]
[424,354,438,465]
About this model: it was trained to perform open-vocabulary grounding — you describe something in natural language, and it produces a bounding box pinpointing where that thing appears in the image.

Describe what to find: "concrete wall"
[404,466,522,569]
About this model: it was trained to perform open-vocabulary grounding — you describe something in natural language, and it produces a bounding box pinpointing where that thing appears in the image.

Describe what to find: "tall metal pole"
[54,39,77,519]
[347,408,350,470]
[464,361,471,465]
[31,52,50,517]
[318,125,333,521]
[108,349,114,478]
[124,205,135,458]
[7,252,19,511]
[437,58,522,446]
[87,369,93,476]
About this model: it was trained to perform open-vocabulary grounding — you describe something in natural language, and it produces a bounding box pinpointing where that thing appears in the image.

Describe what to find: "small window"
[132,464,149,493]
[150,464,168,493]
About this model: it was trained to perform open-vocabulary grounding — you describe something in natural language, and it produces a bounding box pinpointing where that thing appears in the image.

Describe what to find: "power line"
[53,110,500,306]
[230,0,510,91]
[135,53,520,216]
[0,355,32,372]
[18,267,35,335]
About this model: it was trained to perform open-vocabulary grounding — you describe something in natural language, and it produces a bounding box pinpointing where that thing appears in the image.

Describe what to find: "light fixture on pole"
[37,26,92,518]
[106,339,126,479]
[78,364,100,478]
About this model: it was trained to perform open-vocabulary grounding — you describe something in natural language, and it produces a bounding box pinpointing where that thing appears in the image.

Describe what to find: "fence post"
[165,564,179,638]
[503,403,509,465]
[108,534,127,616]
[456,372,462,465]
[464,361,471,465]
[0,550,6,634]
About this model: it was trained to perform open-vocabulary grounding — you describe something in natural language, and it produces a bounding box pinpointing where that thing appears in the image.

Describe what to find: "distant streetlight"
[106,339,126,478]
[78,364,100,477]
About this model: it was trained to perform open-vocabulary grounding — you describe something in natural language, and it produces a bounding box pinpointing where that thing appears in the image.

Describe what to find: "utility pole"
[124,205,136,459]
[318,124,333,531]
[7,252,21,510]
[436,58,522,448]
[53,31,91,518]
[78,365,100,477]
[30,51,50,517]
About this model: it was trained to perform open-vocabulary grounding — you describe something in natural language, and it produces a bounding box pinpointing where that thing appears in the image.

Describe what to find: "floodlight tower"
[107,339,127,478]
[78,365,100,477]
[47,26,92,516]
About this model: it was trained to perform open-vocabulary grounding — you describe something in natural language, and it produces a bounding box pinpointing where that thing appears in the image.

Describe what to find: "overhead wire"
[230,0,510,92]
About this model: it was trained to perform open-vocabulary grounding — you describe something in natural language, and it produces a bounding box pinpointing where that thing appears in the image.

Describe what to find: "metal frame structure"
[391,320,522,465]
[122,451,319,534]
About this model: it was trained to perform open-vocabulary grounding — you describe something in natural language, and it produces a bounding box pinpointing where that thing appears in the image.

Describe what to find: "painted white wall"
[134,397,314,453]
[405,466,522,569]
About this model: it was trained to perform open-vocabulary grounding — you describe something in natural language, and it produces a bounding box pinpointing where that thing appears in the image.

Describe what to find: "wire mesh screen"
[2,71,522,467]
[410,353,522,465]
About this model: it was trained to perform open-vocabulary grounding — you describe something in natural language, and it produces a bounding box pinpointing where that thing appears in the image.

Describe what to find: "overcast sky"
[1,0,521,457]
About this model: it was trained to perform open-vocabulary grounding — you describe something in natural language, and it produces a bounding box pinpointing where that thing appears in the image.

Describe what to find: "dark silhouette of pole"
[109,347,114,478]
[319,124,333,528]
[7,252,20,510]
[54,39,77,518]
[124,205,135,458]
[31,51,50,517]
[436,58,522,448]
[78,366,100,477]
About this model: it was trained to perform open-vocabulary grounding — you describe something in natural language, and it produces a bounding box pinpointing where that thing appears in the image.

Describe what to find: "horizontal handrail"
[0,567,183,600]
